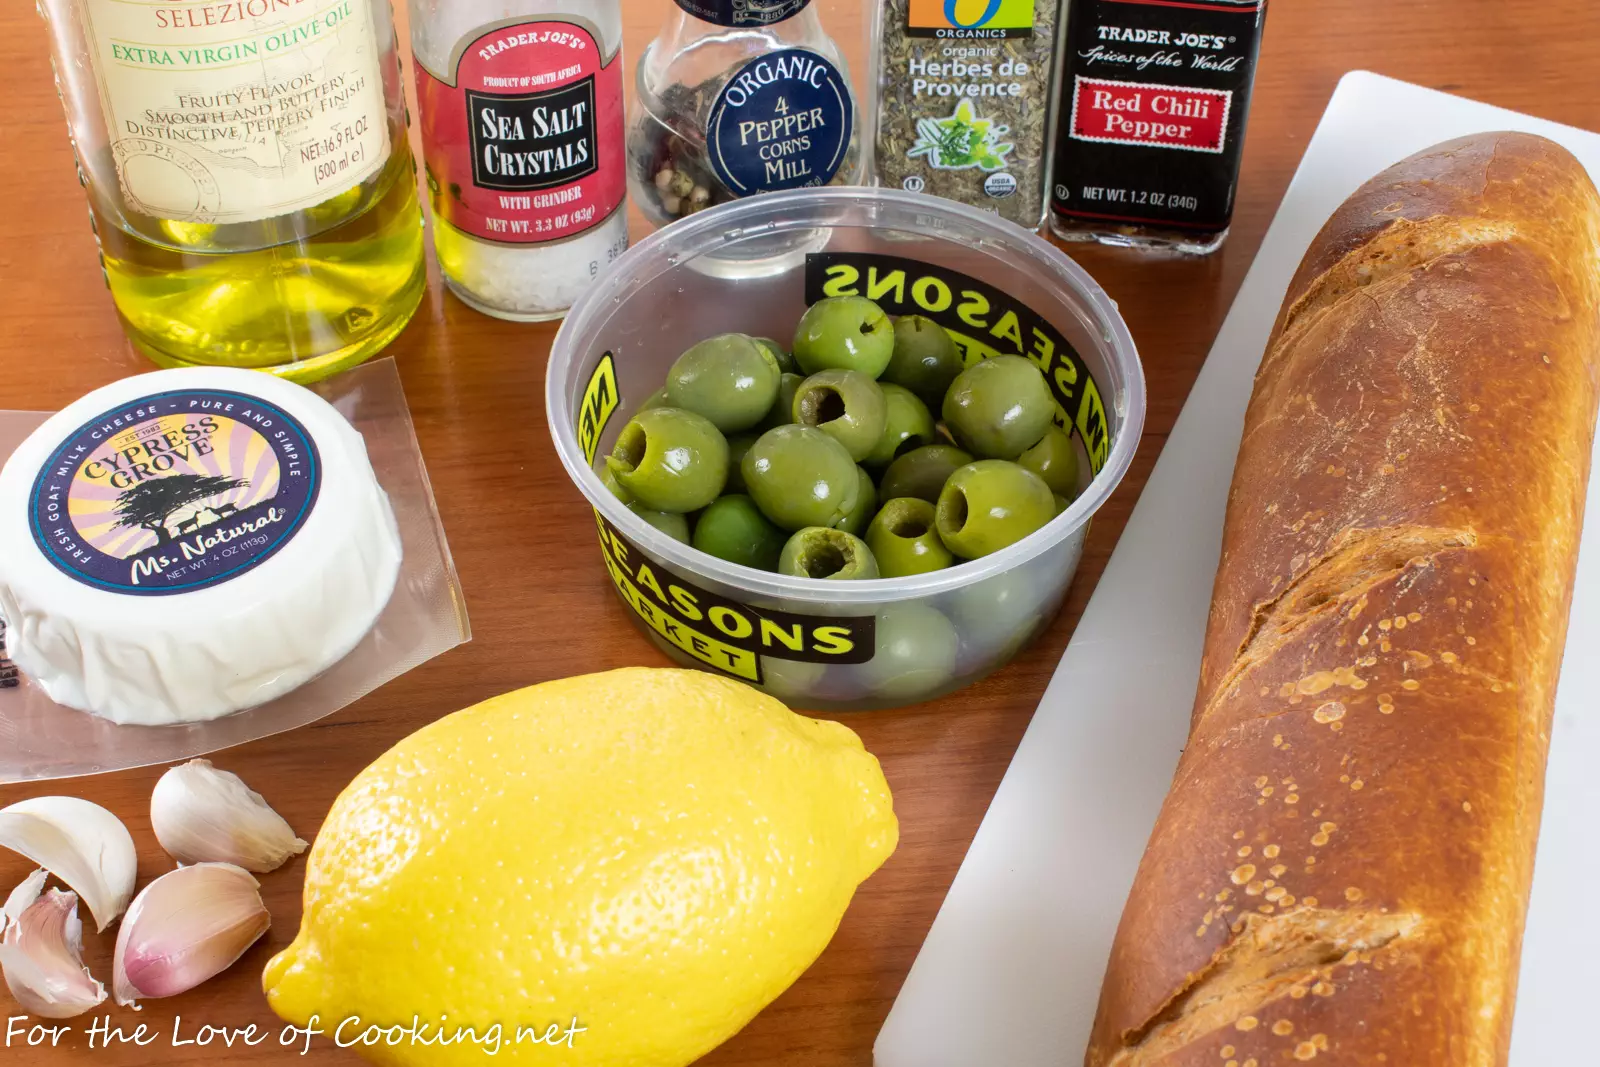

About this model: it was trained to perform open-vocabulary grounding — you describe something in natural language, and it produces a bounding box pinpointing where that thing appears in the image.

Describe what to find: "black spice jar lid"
[673,0,812,28]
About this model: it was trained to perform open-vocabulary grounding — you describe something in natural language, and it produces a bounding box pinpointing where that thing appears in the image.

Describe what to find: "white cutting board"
[875,71,1600,1067]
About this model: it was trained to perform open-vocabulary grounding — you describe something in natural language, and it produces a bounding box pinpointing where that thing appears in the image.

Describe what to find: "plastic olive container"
[547,188,1143,710]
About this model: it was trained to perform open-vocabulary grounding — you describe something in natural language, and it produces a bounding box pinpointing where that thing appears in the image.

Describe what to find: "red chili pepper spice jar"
[1048,0,1268,254]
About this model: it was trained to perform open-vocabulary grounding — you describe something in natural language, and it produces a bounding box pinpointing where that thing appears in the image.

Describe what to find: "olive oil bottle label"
[79,0,390,225]
[414,18,625,245]
[29,389,321,595]
[706,49,854,197]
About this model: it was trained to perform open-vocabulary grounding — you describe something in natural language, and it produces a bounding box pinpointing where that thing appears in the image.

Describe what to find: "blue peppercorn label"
[673,0,810,27]
[28,389,321,596]
[707,49,854,197]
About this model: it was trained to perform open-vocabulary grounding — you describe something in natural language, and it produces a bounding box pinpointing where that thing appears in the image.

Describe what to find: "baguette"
[1085,132,1600,1067]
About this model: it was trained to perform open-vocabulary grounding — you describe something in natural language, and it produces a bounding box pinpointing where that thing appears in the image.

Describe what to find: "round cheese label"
[28,389,322,596]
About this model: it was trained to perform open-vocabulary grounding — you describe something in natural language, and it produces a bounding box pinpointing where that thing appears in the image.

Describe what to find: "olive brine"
[602,296,1084,580]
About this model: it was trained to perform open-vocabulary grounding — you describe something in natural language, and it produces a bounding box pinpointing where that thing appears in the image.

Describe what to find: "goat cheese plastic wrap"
[0,368,405,727]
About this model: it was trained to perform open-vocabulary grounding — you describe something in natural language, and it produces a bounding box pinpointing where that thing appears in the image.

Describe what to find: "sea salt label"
[415,19,626,244]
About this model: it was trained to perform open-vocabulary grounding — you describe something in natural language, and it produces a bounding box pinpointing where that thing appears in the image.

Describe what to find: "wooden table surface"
[2,0,1597,1063]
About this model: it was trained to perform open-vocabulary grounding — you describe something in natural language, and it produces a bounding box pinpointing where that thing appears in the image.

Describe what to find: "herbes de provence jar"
[870,0,1065,230]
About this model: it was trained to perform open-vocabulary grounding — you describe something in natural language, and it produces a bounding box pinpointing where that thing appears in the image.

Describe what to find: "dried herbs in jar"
[870,0,1064,229]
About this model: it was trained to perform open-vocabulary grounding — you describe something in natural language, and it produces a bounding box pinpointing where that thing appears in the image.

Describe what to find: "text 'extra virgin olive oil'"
[42,0,427,382]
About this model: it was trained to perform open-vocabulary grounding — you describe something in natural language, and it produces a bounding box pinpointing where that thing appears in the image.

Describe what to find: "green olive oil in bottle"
[39,0,426,382]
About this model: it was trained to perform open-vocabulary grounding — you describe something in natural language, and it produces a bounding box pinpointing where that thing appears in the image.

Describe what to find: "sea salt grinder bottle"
[408,0,629,321]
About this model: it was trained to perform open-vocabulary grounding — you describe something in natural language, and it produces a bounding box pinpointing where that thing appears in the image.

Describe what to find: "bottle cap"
[673,0,811,27]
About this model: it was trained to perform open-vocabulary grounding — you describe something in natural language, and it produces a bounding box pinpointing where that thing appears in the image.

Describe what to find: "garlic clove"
[150,759,307,873]
[0,797,137,932]
[112,862,270,1006]
[2,869,48,934]
[0,888,107,1019]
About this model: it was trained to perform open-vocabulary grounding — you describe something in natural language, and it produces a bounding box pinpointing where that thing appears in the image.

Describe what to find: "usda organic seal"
[706,48,853,197]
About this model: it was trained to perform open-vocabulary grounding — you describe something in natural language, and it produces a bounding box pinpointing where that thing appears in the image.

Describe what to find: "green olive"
[837,466,878,536]
[863,603,959,702]
[792,296,895,378]
[793,369,888,462]
[1017,426,1081,498]
[598,460,633,504]
[778,527,880,580]
[884,314,964,402]
[608,407,729,513]
[639,387,671,411]
[942,354,1058,460]
[741,425,862,531]
[935,459,1056,558]
[865,497,953,578]
[691,494,787,571]
[864,383,936,468]
[752,336,798,374]
[949,566,1059,668]
[724,433,758,494]
[879,444,974,504]
[626,502,691,544]
[760,656,828,702]
[760,372,805,431]
[666,332,782,433]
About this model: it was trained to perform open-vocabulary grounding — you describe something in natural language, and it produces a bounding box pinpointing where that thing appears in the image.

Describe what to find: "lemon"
[263,668,897,1066]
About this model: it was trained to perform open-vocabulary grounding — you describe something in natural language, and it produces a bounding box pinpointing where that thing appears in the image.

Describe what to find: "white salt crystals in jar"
[408,0,630,321]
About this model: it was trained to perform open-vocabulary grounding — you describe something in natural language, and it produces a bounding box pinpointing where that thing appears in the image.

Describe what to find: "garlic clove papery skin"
[1,869,48,934]
[0,888,108,1019]
[0,797,137,932]
[112,862,270,1006]
[151,759,308,873]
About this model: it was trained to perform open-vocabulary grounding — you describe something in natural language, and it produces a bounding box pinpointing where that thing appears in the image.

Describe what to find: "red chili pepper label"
[1069,76,1230,154]
[416,21,625,244]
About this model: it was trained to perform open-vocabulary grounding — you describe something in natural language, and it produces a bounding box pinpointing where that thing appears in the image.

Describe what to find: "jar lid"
[673,0,811,28]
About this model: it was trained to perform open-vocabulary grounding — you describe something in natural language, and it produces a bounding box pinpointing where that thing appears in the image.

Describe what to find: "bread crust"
[1085,132,1600,1067]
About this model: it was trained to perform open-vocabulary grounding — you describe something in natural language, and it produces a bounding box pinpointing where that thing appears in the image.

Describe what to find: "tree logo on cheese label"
[112,473,250,547]
[28,390,322,596]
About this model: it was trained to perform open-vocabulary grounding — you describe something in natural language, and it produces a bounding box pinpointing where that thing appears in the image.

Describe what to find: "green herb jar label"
[706,49,854,197]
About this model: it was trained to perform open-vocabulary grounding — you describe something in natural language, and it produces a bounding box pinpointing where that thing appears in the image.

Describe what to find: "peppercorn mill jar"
[627,0,863,229]
[409,0,630,321]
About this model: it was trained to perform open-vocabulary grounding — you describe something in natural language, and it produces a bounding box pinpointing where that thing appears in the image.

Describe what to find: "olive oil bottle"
[39,0,426,382]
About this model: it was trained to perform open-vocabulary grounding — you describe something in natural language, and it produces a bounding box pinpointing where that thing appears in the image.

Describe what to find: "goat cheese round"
[0,368,403,725]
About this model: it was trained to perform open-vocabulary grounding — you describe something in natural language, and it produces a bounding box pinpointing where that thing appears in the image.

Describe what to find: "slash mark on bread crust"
[1106,908,1421,1066]
[1258,217,1518,383]
[1203,526,1477,721]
